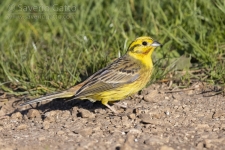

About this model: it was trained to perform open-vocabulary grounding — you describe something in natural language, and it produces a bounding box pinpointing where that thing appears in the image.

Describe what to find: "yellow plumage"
[21,36,161,113]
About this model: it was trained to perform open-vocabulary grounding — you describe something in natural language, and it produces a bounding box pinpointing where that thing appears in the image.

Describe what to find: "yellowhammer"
[21,36,161,113]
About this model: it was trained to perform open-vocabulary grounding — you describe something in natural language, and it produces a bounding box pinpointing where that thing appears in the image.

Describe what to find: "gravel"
[0,83,225,150]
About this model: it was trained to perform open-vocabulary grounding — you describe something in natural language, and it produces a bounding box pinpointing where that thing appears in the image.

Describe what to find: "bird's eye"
[142,41,147,46]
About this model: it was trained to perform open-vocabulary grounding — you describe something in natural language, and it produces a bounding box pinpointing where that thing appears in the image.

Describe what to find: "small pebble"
[128,113,136,119]
[144,137,163,145]
[56,130,65,135]
[73,128,93,137]
[11,112,22,120]
[42,121,50,130]
[78,109,95,118]
[27,109,41,119]
[120,134,135,150]
[16,124,27,130]
[160,145,174,150]
[61,110,71,119]
[213,110,224,119]
[143,90,159,102]
[140,114,161,125]
[38,137,46,141]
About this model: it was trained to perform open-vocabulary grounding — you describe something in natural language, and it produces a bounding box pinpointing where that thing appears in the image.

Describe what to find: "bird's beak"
[151,41,161,47]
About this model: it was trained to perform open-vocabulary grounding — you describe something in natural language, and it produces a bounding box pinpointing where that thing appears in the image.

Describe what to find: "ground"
[0,83,225,150]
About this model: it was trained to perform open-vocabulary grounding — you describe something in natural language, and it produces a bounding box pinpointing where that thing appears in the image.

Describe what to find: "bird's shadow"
[10,97,108,117]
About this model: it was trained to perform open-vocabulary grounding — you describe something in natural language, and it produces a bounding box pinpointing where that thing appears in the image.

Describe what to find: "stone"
[78,109,95,118]
[61,110,71,119]
[144,137,163,145]
[120,134,135,150]
[143,90,159,102]
[73,127,93,137]
[212,110,224,119]
[16,124,28,130]
[42,121,50,130]
[56,130,65,135]
[27,109,41,119]
[128,113,136,119]
[160,145,174,150]
[140,114,161,125]
[11,112,22,120]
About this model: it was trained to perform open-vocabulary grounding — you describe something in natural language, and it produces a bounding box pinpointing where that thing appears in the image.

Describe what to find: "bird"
[21,36,161,113]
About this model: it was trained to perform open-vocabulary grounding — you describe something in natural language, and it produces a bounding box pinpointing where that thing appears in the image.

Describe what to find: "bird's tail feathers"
[20,90,74,106]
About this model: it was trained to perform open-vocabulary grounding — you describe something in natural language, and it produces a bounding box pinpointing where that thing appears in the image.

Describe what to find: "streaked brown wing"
[75,55,141,97]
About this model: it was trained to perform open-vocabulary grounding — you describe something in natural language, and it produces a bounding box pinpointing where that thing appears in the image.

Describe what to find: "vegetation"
[0,0,225,95]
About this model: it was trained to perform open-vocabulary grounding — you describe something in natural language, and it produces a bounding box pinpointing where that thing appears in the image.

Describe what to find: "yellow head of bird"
[126,36,161,67]
[127,36,161,56]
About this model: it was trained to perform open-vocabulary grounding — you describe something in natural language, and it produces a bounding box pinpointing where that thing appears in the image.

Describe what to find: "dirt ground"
[0,83,225,150]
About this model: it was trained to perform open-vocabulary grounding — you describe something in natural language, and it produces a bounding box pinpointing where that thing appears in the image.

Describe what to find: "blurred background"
[0,0,224,96]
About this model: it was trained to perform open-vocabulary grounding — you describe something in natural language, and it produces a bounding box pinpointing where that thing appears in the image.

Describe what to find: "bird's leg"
[113,101,128,108]
[101,100,118,114]
[104,103,118,114]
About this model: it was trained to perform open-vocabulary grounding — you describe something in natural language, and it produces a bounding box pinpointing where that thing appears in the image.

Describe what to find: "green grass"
[0,0,225,95]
